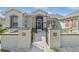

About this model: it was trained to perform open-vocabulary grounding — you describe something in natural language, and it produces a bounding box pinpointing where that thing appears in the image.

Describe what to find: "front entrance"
[36,16,43,31]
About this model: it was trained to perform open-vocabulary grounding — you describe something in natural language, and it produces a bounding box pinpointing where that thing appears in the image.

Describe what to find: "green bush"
[0,28,7,33]
[51,48,59,52]
[0,49,10,52]
[32,28,37,33]
[31,28,37,43]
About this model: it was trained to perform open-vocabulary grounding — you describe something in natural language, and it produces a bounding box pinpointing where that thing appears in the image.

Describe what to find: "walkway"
[34,31,46,42]
[32,30,54,52]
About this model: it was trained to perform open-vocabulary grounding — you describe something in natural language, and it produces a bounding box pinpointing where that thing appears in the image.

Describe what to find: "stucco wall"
[18,30,31,49]
[61,33,79,47]
[32,17,36,28]
[1,34,18,51]
[1,30,79,51]
[25,16,32,29]
[48,30,79,49]
[48,30,60,49]
[1,30,31,51]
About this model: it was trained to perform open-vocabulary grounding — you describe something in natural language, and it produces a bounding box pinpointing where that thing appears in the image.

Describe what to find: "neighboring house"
[60,12,79,32]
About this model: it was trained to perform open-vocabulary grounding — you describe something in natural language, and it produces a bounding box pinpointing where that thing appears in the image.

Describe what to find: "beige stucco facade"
[1,8,79,52]
[4,9,24,28]
[2,8,63,31]
[0,8,79,31]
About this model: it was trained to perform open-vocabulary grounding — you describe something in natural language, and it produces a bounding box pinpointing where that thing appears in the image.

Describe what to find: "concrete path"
[32,31,46,52]
[34,31,46,42]
[32,31,54,52]
[32,41,54,52]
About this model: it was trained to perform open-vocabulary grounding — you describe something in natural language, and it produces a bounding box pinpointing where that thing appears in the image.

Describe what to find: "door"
[36,16,43,31]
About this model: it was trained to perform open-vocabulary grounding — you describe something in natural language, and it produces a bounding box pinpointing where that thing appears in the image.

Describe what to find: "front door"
[36,16,43,31]
[37,19,42,29]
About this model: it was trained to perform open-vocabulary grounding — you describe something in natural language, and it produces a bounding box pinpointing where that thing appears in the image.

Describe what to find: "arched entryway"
[36,16,43,31]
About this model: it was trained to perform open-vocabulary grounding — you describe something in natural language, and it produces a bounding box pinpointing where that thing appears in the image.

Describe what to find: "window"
[24,20,27,28]
[10,15,18,28]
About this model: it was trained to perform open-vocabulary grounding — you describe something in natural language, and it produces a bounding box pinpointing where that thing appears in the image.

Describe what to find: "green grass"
[0,49,10,52]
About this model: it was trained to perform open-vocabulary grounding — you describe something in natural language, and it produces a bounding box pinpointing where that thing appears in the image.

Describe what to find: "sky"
[0,7,79,16]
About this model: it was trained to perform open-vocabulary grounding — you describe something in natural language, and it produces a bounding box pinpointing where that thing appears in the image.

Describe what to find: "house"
[2,8,63,32]
[60,11,79,32]
[1,8,79,52]
[1,8,78,33]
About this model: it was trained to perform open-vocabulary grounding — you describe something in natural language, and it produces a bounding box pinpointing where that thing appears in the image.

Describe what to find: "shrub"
[51,48,59,52]
[31,28,37,43]
[32,28,37,33]
[0,49,10,52]
[0,28,7,34]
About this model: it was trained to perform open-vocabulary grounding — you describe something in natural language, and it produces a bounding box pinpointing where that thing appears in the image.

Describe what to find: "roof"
[4,8,23,13]
[48,14,63,19]
[32,9,48,14]
[1,8,79,20]
[60,11,79,19]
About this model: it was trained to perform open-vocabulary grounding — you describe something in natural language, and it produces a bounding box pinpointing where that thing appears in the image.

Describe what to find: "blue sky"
[0,7,79,16]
